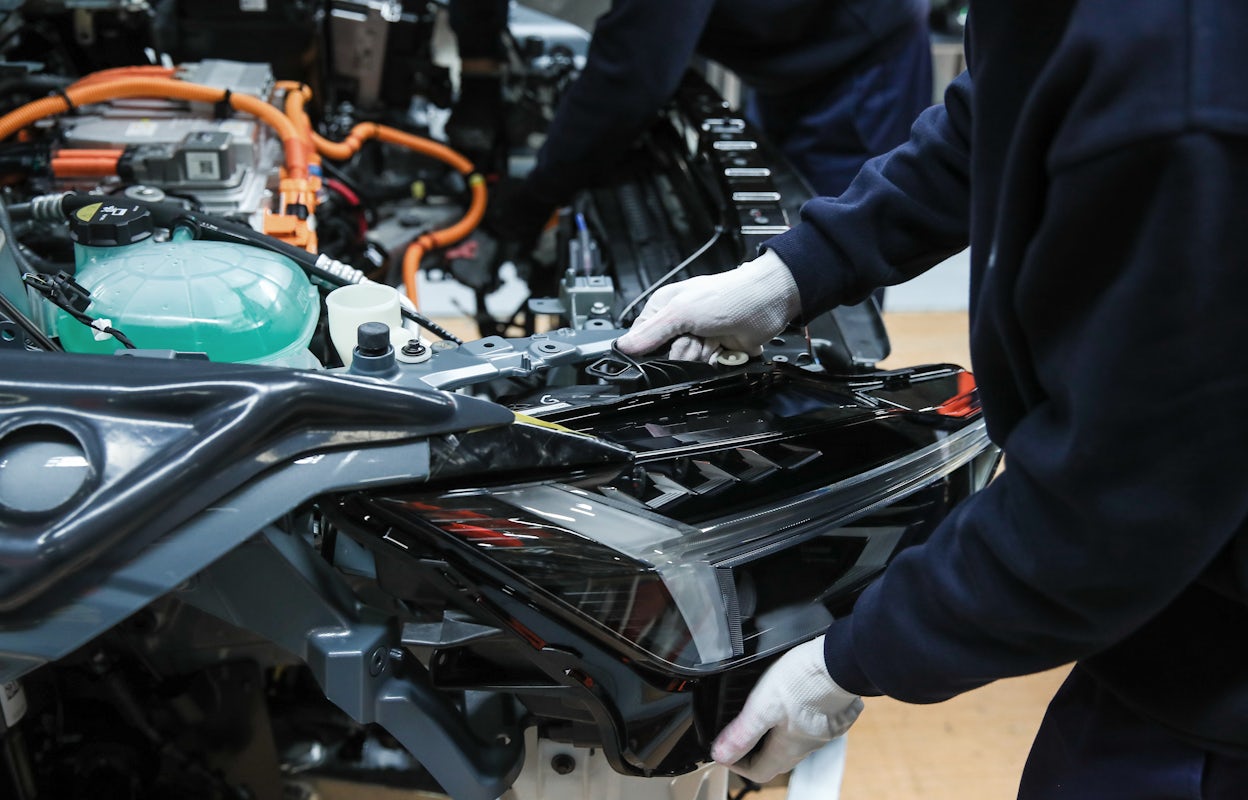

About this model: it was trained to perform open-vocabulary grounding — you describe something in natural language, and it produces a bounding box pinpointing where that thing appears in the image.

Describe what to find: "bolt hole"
[795,352,813,366]
[482,342,495,348]
[0,330,14,343]
[541,344,558,351]
[770,337,786,346]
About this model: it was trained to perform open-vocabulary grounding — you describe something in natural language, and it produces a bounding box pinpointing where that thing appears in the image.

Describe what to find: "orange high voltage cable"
[52,151,124,177]
[275,81,319,168]
[279,81,487,305]
[402,176,487,307]
[0,73,485,278]
[68,65,177,90]
[52,148,127,159]
[0,76,310,180]
[0,73,319,248]
[279,83,473,172]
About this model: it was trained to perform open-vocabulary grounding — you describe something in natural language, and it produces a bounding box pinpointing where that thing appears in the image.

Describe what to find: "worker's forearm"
[767,71,974,318]
[822,131,1248,703]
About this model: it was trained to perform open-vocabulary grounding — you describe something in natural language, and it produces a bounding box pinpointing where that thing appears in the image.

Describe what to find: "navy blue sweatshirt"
[768,1,1248,754]
[523,0,926,208]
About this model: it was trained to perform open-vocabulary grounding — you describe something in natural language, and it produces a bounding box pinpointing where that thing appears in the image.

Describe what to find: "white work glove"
[616,249,801,362]
[711,636,863,784]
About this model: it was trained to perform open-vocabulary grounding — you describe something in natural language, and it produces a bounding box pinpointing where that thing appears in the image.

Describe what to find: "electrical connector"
[21,271,136,348]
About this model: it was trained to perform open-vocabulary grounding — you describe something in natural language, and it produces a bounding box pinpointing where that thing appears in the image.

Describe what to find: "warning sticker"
[185,152,221,182]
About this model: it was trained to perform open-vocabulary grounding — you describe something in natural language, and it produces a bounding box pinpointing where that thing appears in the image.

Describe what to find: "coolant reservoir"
[57,201,320,368]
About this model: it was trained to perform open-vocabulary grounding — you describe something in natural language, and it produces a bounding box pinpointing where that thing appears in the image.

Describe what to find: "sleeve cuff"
[824,615,883,697]
[764,221,860,320]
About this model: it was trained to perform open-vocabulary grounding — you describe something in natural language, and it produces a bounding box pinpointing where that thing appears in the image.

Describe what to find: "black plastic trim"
[0,350,513,611]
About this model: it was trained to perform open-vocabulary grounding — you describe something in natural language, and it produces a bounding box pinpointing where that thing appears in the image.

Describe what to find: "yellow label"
[513,413,577,434]
[75,202,102,223]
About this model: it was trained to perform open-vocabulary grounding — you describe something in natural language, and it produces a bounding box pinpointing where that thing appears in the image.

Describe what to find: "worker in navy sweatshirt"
[618,1,1248,795]
[486,0,932,245]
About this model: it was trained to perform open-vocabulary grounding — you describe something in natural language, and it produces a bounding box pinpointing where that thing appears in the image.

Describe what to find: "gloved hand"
[615,249,800,362]
[482,177,556,257]
[711,635,863,784]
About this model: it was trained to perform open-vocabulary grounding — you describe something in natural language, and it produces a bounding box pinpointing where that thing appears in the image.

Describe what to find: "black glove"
[482,177,557,256]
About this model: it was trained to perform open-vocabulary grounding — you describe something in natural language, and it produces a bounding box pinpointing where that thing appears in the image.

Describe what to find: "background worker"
[477,0,933,251]
[618,2,1248,795]
[446,0,511,167]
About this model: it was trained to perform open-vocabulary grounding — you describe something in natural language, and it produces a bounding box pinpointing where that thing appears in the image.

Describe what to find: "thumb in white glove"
[616,249,801,362]
[711,635,863,784]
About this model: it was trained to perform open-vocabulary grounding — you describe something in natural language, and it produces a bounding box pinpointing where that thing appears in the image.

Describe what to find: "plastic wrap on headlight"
[369,420,992,671]
[385,490,730,667]
[348,365,999,673]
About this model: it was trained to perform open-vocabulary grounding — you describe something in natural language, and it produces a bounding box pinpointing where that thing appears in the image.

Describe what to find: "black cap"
[356,322,391,357]
[68,200,154,247]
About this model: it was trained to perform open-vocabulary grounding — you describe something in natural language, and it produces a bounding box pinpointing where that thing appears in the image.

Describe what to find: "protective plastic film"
[368,365,1000,672]
[381,489,728,663]
[497,484,734,665]
[385,419,990,670]
[382,489,732,667]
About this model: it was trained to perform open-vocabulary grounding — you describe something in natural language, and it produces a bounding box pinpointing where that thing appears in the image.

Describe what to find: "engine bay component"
[325,281,404,367]
[56,61,278,214]
[714,349,749,367]
[59,199,320,367]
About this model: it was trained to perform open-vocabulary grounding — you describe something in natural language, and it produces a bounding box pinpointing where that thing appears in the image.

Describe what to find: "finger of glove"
[634,282,684,322]
[669,335,714,363]
[710,687,783,766]
[617,305,689,356]
[710,711,771,767]
[729,731,824,785]
[623,281,689,335]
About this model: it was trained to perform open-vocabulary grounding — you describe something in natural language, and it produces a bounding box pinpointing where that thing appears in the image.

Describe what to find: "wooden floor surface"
[877,311,971,370]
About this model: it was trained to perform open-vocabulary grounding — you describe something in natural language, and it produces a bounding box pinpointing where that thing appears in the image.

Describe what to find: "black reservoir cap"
[69,200,155,247]
[356,322,391,357]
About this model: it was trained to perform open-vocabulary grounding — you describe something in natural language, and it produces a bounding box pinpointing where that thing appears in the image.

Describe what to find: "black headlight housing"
[327,363,1000,776]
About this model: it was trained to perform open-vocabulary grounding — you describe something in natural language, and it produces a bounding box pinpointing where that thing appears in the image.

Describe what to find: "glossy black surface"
[333,446,996,777]
[537,363,981,524]
[377,492,697,665]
